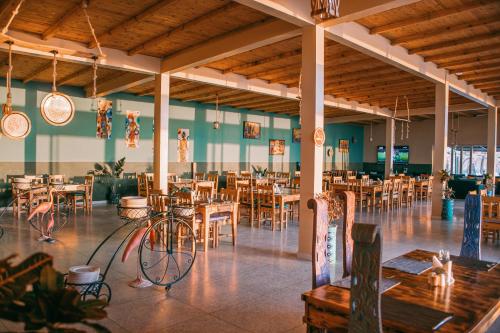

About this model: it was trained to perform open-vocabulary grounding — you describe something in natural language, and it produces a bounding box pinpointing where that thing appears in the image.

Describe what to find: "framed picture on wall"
[243,121,261,139]
[269,139,285,155]
[339,139,350,153]
[292,128,301,142]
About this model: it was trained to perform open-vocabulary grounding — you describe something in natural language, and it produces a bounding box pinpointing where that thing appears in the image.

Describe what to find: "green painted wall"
[0,79,363,177]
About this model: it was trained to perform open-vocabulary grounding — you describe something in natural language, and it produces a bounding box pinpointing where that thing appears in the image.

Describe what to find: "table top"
[302,249,500,333]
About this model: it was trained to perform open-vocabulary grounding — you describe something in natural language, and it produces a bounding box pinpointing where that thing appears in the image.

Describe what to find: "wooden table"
[302,249,500,332]
[196,201,238,252]
[277,188,300,227]
[331,183,382,202]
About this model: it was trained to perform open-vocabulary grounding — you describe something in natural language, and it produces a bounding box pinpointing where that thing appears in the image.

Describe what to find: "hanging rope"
[50,50,58,93]
[405,96,410,139]
[298,70,303,125]
[82,0,103,58]
[4,41,14,113]
[369,121,373,142]
[91,56,98,99]
[1,0,25,34]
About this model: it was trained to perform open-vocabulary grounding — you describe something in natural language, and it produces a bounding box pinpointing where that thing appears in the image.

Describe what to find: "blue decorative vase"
[442,198,454,221]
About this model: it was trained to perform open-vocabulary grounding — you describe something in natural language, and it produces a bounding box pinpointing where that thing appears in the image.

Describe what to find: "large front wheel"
[138,217,196,287]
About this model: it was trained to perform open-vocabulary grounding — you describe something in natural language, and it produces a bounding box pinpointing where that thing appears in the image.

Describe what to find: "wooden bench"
[483,196,500,242]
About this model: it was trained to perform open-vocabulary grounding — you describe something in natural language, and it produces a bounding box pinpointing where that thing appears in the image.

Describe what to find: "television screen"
[376,145,409,164]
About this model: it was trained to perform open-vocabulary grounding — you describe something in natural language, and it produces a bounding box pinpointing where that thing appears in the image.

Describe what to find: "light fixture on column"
[213,94,221,129]
[369,121,373,142]
[311,0,340,21]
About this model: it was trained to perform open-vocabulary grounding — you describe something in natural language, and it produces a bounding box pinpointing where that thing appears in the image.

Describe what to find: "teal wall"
[0,79,363,177]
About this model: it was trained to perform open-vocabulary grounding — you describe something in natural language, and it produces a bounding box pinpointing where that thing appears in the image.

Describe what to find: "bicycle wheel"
[138,216,196,288]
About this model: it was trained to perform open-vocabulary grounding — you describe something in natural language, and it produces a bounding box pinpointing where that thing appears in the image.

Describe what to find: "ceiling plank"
[22,61,53,84]
[437,53,500,68]
[369,0,498,35]
[408,31,500,55]
[89,0,176,48]
[57,66,92,86]
[86,72,153,97]
[391,16,499,46]
[42,0,85,40]
[128,2,240,56]
[161,19,300,73]
[424,43,500,62]
[459,69,500,81]
[222,49,301,74]
[449,61,500,74]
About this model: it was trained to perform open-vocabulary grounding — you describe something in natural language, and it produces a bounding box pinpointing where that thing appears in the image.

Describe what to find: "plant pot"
[442,198,454,221]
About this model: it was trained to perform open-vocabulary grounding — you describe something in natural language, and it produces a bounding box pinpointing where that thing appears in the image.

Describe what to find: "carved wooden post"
[308,197,330,289]
[348,223,383,333]
[460,194,482,260]
[341,191,355,278]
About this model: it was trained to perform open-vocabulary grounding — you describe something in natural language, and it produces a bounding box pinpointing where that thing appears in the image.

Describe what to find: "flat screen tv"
[377,145,409,164]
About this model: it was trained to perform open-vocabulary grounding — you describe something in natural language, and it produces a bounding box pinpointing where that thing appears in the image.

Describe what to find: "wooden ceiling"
[357,0,500,100]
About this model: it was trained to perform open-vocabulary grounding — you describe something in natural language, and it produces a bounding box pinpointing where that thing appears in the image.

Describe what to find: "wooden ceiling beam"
[328,76,422,93]
[222,49,301,74]
[128,2,240,56]
[57,66,92,86]
[468,77,500,85]
[324,73,416,92]
[161,18,300,73]
[449,61,500,74]
[331,81,432,96]
[334,84,434,100]
[85,72,153,97]
[369,0,498,35]
[224,95,282,107]
[472,82,500,89]
[22,61,53,84]
[391,16,499,46]
[137,88,154,96]
[173,85,224,100]
[89,0,176,48]
[460,69,500,81]
[409,31,500,55]
[42,1,85,40]
[436,53,500,68]
[233,98,296,109]
[424,43,500,62]
[197,91,251,104]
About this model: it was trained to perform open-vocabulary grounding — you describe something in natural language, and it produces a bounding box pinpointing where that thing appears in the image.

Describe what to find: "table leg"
[279,198,284,231]
[250,201,254,227]
[232,204,237,246]
[203,208,208,252]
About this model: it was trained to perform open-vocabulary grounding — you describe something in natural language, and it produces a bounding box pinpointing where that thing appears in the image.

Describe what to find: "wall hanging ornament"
[213,94,221,129]
[369,121,373,142]
[311,0,340,21]
[1,41,31,139]
[40,50,75,126]
[96,99,112,139]
[177,128,190,162]
[125,111,140,148]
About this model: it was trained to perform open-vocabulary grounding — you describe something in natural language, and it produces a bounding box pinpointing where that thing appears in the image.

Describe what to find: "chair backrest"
[220,188,240,202]
[341,191,355,278]
[407,178,415,194]
[150,192,169,213]
[123,172,137,180]
[307,197,330,289]
[348,223,383,333]
[240,171,251,179]
[294,171,300,177]
[194,172,205,181]
[361,174,369,184]
[347,178,357,191]
[257,185,275,207]
[84,175,94,198]
[167,173,177,182]
[483,196,500,223]
[332,176,343,184]
[144,173,154,182]
[175,190,195,205]
[195,180,214,190]
[226,174,237,189]
[49,174,64,184]
[427,176,434,191]
[291,177,300,188]
[392,179,401,194]
[382,180,391,195]
[267,171,276,178]
[239,183,253,205]
[137,174,148,197]
[279,172,290,179]
[461,194,482,260]
[196,185,214,200]
[207,173,219,192]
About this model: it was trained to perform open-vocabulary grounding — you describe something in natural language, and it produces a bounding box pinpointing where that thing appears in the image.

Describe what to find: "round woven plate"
[1,111,31,139]
[40,92,75,126]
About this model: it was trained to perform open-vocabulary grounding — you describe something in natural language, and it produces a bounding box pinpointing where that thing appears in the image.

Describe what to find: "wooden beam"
[0,0,23,22]
[409,31,500,55]
[233,98,294,109]
[85,72,153,97]
[89,0,176,48]
[196,91,250,104]
[469,77,500,85]
[128,2,239,56]
[449,61,500,74]
[436,53,500,68]
[22,61,53,83]
[137,88,154,96]
[222,48,301,74]
[425,43,500,62]
[369,0,498,35]
[324,73,417,92]
[160,19,300,73]
[57,66,92,86]
[331,81,432,96]
[460,69,500,81]
[42,1,84,40]
[391,16,499,46]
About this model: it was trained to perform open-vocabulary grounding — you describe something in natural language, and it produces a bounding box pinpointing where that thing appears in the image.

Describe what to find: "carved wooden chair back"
[84,175,94,206]
[194,172,205,181]
[220,188,240,203]
[207,173,219,192]
[307,197,330,289]
[239,183,253,205]
[461,194,482,260]
[341,191,355,278]
[279,172,290,179]
[348,223,383,333]
[195,180,214,190]
[482,196,500,240]
[257,185,275,208]
[175,190,195,205]
[226,174,237,189]
[196,185,214,200]
[236,179,250,189]
[347,177,357,191]
[361,175,369,185]
[122,172,137,180]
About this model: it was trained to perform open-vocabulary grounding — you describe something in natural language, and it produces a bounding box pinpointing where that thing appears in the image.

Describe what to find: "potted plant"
[88,157,126,204]
[251,165,268,178]
[0,253,109,332]
[484,173,494,196]
[438,169,454,220]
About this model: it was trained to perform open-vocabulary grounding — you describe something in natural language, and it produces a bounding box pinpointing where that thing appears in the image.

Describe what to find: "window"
[446,145,499,176]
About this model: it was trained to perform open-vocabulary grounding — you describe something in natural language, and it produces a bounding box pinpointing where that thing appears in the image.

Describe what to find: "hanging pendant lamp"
[213,94,221,129]
[40,50,75,126]
[1,41,31,140]
[311,0,340,21]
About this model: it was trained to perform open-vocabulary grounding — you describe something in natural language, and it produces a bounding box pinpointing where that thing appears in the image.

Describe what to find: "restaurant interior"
[0,0,499,332]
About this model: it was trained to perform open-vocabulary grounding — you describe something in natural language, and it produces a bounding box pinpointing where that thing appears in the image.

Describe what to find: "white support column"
[487,107,498,182]
[385,118,395,178]
[153,73,170,192]
[431,82,449,218]
[298,25,324,259]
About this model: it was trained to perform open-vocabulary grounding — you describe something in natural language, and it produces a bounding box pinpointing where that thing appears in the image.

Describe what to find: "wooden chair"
[194,172,205,181]
[217,188,240,245]
[267,171,277,178]
[122,172,138,180]
[238,183,255,227]
[292,177,300,188]
[167,173,177,182]
[11,180,31,219]
[256,185,287,231]
[332,176,342,184]
[402,177,415,207]
[240,171,251,179]
[348,223,383,333]
[69,175,94,214]
[347,177,357,191]
[460,194,482,260]
[294,171,300,177]
[226,173,237,190]
[48,174,64,184]
[196,185,214,200]
[149,191,169,214]
[361,174,369,184]
[375,180,391,211]
[83,175,94,212]
[137,174,149,198]
[207,173,219,192]
[482,196,500,241]
[354,180,369,211]
[390,179,402,208]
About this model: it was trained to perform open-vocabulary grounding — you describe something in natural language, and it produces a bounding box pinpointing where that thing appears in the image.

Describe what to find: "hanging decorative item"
[213,94,221,129]
[405,96,410,139]
[1,41,31,140]
[311,0,340,21]
[313,127,325,146]
[40,51,75,126]
[125,111,140,148]
[177,128,190,162]
[96,99,112,139]
[298,70,303,126]
[369,121,373,142]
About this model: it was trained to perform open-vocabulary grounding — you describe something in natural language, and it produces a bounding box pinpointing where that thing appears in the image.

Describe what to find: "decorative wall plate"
[40,92,75,126]
[313,127,325,146]
[1,111,31,139]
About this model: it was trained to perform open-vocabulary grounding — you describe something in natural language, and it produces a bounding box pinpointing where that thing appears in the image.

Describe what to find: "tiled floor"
[0,200,499,332]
